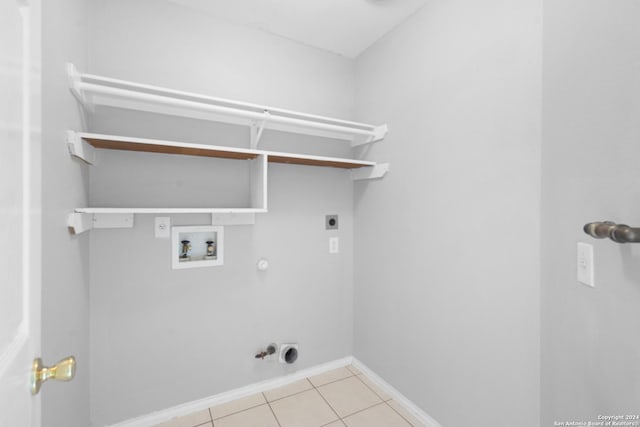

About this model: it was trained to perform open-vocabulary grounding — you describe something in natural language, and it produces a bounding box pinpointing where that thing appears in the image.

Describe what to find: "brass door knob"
[31,356,76,395]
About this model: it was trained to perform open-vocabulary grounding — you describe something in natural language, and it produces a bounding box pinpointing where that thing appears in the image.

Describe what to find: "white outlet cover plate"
[155,217,171,238]
[329,237,339,254]
[577,242,594,287]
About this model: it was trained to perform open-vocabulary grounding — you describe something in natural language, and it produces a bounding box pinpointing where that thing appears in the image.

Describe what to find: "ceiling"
[166,0,428,58]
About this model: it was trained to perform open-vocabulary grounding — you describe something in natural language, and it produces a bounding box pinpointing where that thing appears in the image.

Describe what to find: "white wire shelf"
[67,63,388,147]
[74,207,267,214]
[65,64,390,234]
[68,132,378,169]
[66,132,388,234]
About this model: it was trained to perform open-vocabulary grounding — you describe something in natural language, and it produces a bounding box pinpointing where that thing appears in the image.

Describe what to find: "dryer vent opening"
[279,344,298,364]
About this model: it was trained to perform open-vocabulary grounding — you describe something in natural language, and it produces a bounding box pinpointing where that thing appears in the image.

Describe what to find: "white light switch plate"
[577,242,594,287]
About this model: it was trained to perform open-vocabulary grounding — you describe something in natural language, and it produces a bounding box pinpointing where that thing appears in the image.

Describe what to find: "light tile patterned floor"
[153,365,427,427]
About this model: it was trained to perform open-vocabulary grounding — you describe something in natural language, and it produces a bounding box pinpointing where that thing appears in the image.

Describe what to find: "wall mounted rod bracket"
[584,221,640,243]
[67,213,93,235]
[351,124,388,147]
[66,63,93,112]
[351,162,390,181]
[67,212,135,235]
[67,130,95,164]
[250,112,270,149]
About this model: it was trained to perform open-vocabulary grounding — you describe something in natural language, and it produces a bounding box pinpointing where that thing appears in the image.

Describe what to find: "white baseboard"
[351,358,443,427]
[107,356,353,427]
[107,355,443,427]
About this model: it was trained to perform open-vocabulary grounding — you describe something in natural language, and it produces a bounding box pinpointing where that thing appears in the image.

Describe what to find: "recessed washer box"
[172,225,224,269]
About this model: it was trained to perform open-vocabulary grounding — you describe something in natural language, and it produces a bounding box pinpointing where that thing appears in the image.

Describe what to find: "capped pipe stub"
[257,258,269,271]
[266,343,277,355]
[255,343,278,360]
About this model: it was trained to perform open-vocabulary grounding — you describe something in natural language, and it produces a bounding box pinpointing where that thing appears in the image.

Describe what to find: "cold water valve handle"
[584,221,640,243]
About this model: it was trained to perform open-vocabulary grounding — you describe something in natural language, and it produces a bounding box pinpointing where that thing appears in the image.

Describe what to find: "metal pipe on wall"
[583,221,640,243]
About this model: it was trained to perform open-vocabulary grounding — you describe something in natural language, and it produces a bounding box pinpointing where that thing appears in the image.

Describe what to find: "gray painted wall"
[86,1,355,425]
[87,0,355,120]
[38,1,640,425]
[541,0,640,423]
[353,1,541,426]
[41,1,90,427]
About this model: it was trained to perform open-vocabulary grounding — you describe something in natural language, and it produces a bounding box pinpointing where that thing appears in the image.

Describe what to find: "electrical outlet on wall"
[329,237,339,254]
[326,215,339,230]
[155,217,171,238]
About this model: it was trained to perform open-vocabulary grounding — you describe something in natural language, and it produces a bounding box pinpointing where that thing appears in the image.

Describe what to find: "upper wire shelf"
[67,63,388,148]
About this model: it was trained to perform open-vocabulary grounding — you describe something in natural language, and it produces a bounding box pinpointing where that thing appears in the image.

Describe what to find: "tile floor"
[153,365,427,427]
